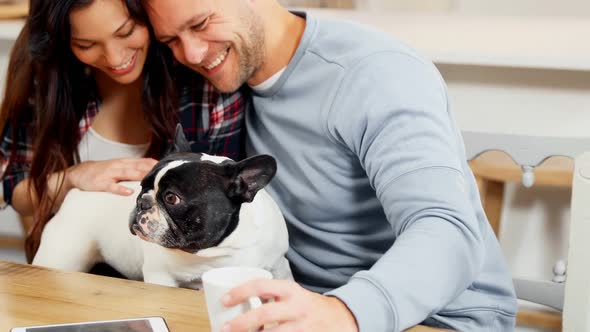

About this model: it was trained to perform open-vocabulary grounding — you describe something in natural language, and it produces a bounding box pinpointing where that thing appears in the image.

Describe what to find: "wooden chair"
[463,130,590,331]
[0,1,29,20]
[469,151,573,238]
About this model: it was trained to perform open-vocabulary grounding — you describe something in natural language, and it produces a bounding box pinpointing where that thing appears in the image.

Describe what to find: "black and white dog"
[33,126,292,289]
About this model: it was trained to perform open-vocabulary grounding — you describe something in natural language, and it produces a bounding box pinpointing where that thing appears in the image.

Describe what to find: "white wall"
[0,207,22,238]
[357,0,590,16]
[0,40,12,104]
[0,37,23,262]
[356,0,455,12]
[455,0,590,17]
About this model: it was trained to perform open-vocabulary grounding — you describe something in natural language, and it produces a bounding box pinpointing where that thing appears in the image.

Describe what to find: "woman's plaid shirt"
[0,73,248,208]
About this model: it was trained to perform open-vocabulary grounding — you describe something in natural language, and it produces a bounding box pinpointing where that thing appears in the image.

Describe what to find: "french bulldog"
[32,125,292,289]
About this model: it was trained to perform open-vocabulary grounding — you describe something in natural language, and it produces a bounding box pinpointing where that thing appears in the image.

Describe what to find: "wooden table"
[0,260,210,331]
[0,260,452,331]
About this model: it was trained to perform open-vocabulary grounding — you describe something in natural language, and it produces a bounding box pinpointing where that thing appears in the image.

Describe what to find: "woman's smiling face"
[69,0,150,84]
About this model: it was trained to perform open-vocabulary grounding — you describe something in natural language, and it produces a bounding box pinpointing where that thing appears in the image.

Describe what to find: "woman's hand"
[66,158,158,195]
[221,279,358,332]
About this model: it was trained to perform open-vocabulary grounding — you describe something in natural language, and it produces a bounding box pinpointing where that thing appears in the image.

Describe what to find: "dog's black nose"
[138,195,155,211]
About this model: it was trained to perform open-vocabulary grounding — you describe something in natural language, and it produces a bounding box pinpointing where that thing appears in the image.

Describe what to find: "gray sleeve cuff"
[325,274,399,332]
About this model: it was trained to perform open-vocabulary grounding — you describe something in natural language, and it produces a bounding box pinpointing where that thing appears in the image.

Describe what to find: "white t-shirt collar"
[249,68,287,93]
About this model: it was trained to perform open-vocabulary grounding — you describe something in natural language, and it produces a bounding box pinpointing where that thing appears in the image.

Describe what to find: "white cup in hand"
[202,266,273,332]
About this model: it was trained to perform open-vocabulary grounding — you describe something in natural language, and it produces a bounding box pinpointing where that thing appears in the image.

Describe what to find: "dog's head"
[129,124,277,252]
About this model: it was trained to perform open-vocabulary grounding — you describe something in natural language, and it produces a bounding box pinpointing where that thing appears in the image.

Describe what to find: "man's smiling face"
[146,0,265,93]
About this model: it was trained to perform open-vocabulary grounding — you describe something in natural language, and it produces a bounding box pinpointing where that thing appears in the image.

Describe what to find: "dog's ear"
[227,155,277,203]
[163,123,192,157]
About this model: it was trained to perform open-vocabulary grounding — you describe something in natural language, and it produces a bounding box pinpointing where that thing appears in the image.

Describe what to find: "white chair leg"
[563,152,590,331]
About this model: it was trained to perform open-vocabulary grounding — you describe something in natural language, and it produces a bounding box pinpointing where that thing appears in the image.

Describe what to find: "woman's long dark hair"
[0,0,178,262]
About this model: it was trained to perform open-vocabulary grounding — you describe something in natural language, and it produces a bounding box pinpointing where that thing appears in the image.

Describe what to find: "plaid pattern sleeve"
[0,109,34,209]
[175,68,248,161]
[0,101,98,209]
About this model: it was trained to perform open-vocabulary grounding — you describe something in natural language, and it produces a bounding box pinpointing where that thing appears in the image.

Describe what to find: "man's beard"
[235,11,265,90]
[207,11,266,93]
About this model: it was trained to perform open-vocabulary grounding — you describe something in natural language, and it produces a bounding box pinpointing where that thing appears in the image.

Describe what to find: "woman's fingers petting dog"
[67,158,158,194]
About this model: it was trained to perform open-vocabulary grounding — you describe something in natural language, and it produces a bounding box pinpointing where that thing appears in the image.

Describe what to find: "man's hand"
[221,279,358,332]
[66,158,157,195]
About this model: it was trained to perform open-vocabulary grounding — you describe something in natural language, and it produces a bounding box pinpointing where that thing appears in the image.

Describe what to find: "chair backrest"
[463,130,590,187]
[462,130,590,331]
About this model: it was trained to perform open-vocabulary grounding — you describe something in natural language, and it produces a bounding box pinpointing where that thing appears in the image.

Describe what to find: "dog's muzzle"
[137,194,156,212]
[130,193,168,243]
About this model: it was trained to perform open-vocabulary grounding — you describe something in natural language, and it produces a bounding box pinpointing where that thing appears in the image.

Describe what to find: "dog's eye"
[164,193,181,205]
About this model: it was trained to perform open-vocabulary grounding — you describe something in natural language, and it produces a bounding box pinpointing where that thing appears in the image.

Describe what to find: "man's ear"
[163,123,192,157]
[227,155,277,203]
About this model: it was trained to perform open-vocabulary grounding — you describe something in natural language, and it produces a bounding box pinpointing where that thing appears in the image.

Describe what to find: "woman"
[0,0,247,262]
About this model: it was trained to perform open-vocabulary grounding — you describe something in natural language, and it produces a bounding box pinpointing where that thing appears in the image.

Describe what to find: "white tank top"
[78,127,150,162]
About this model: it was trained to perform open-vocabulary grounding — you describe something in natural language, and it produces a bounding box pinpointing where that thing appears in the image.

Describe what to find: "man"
[141,0,518,331]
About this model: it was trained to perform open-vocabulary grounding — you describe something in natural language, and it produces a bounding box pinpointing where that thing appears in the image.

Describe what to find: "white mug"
[202,266,273,332]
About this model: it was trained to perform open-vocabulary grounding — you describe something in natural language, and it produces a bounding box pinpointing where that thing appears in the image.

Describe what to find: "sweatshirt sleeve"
[324,52,485,331]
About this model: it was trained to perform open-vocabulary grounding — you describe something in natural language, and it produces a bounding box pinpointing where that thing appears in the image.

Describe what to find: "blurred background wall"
[281,0,590,16]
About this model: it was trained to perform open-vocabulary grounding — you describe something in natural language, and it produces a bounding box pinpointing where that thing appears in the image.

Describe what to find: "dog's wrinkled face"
[129,125,276,253]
